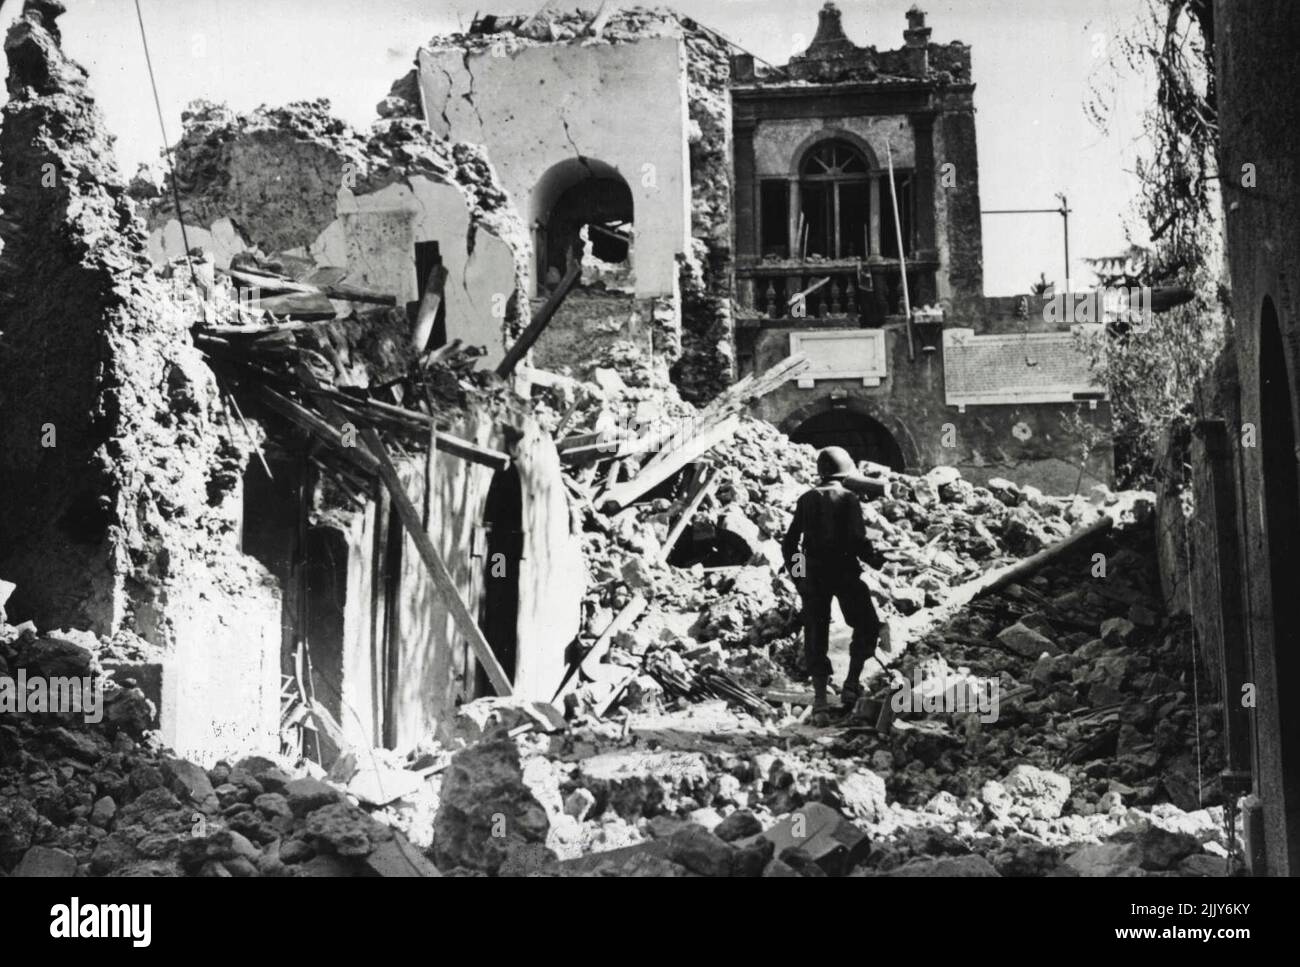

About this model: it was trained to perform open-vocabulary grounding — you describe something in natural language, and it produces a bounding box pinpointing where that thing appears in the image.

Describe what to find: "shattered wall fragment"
[0,0,280,760]
[149,102,532,368]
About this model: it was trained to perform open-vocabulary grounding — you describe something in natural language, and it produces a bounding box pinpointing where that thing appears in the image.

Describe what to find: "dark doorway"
[788,408,905,470]
[1260,297,1300,865]
[475,466,523,697]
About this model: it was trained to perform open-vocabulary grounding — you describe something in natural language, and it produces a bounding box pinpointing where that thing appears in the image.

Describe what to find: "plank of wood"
[637,354,808,475]
[253,384,380,475]
[658,465,717,563]
[496,262,581,378]
[226,267,397,306]
[593,666,638,719]
[974,516,1113,600]
[553,594,648,702]
[360,427,513,696]
[301,383,510,471]
[598,414,740,513]
[245,291,338,319]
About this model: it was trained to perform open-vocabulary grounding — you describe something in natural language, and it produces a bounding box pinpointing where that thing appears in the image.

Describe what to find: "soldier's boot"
[841,656,866,710]
[810,676,832,725]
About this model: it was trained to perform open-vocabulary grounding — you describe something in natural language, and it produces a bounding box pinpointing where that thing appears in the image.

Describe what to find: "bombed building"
[0,0,1261,890]
[400,4,1113,492]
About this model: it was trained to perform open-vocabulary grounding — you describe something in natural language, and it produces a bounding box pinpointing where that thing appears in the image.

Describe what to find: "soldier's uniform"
[781,447,882,710]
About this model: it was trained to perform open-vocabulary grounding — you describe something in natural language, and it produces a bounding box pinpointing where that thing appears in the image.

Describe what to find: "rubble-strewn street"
[0,426,1235,877]
[0,0,1289,895]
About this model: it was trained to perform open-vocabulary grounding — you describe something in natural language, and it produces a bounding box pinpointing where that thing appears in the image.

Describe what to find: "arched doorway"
[474,466,523,698]
[787,407,906,471]
[531,158,633,293]
[1259,296,1300,863]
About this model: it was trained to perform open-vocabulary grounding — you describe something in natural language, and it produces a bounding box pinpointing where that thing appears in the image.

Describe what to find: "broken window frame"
[799,139,871,260]
[758,179,791,258]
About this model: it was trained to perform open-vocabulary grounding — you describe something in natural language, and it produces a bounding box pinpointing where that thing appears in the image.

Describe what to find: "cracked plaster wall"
[416,36,692,299]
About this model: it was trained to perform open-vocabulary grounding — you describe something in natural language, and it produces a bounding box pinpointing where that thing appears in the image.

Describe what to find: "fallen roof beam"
[974,516,1114,600]
[302,384,511,471]
[225,267,397,306]
[496,262,581,379]
[553,593,648,703]
[598,414,740,513]
[252,384,380,476]
[360,426,513,697]
[637,353,809,475]
[658,465,718,563]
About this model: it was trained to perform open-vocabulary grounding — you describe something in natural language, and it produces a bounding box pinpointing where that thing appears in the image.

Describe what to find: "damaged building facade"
[1,2,1108,766]
[1165,0,1300,877]
[408,4,1112,493]
[1,3,584,763]
[146,104,588,757]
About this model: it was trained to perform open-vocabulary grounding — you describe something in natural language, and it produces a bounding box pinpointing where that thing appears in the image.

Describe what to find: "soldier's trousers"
[798,560,881,680]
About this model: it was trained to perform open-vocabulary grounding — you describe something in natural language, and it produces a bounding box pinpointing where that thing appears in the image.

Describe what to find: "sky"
[1,0,1156,295]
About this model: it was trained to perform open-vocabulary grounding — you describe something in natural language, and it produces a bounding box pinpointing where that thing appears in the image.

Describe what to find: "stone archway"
[779,397,919,472]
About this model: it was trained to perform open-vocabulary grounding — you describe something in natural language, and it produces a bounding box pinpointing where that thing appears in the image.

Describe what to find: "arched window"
[799,139,870,259]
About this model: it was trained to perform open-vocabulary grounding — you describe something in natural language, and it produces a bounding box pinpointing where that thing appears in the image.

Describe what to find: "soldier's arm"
[848,497,875,567]
[782,494,806,573]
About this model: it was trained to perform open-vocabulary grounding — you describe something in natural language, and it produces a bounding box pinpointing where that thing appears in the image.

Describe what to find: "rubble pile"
[544,342,1124,716]
[423,512,1235,878]
[0,620,449,877]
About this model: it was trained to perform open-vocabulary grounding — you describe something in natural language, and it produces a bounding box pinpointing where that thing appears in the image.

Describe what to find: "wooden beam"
[553,593,648,702]
[495,262,581,378]
[301,383,510,471]
[974,516,1114,600]
[637,354,809,475]
[598,414,740,513]
[593,666,638,719]
[225,267,397,306]
[252,384,380,475]
[359,427,513,697]
[658,465,718,563]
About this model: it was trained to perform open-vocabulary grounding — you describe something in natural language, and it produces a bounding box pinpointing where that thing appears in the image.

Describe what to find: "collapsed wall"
[148,100,532,367]
[0,0,280,759]
[147,96,585,754]
[417,6,735,400]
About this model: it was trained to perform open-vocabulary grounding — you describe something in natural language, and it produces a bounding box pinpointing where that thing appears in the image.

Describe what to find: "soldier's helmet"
[816,446,855,480]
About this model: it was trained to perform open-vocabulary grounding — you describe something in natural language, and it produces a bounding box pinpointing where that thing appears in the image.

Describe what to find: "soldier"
[781,446,884,719]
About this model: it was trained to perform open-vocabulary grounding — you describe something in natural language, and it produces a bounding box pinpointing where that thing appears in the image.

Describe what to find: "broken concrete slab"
[738,802,870,876]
